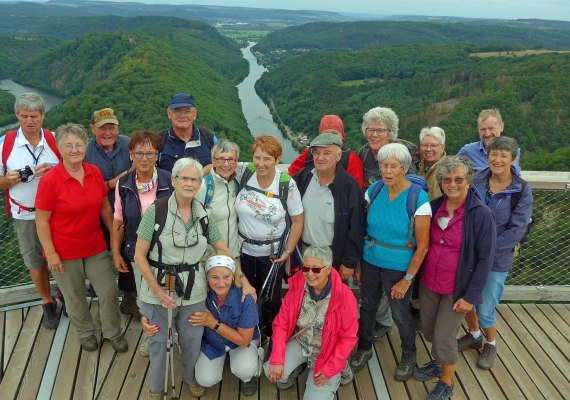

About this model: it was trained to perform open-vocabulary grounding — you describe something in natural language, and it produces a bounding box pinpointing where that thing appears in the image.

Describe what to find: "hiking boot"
[146,391,162,400]
[373,322,391,341]
[427,380,454,400]
[80,334,99,352]
[340,361,354,386]
[139,334,149,357]
[241,376,258,396]
[42,301,59,329]
[457,333,483,352]
[350,348,372,373]
[394,351,416,382]
[477,343,497,370]
[187,383,205,398]
[119,295,142,320]
[109,335,128,353]
[414,360,442,381]
[276,363,306,391]
[57,290,67,317]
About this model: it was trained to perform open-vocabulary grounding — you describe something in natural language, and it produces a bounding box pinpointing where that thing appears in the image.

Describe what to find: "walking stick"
[164,266,179,400]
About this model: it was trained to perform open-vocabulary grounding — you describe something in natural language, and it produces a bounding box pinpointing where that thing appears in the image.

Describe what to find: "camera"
[17,165,34,183]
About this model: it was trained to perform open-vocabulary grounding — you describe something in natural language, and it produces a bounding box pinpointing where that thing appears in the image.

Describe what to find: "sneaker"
[276,363,306,391]
[340,361,354,386]
[80,334,99,352]
[42,301,59,329]
[139,334,149,357]
[188,383,205,398]
[87,284,97,298]
[119,296,142,320]
[394,351,416,382]
[427,380,454,400]
[241,376,258,396]
[109,335,128,353]
[373,322,391,341]
[350,348,373,373]
[146,391,162,400]
[457,333,483,352]
[477,343,497,370]
[414,360,442,382]
[57,290,67,317]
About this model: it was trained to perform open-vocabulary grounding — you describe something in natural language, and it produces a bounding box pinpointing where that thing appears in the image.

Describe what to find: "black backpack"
[509,180,535,247]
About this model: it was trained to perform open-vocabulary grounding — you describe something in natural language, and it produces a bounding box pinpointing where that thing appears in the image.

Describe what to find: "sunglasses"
[301,265,328,274]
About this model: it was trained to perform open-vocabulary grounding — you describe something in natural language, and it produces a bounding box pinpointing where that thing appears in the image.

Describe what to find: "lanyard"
[25,144,44,166]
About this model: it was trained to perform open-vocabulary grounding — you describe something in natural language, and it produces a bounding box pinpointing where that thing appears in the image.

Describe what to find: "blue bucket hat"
[168,93,195,109]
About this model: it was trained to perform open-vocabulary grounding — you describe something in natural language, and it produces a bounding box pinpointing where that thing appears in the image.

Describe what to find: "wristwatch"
[405,273,415,282]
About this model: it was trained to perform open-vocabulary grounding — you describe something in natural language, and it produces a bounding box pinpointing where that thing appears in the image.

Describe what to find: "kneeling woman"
[190,252,261,396]
[266,246,358,400]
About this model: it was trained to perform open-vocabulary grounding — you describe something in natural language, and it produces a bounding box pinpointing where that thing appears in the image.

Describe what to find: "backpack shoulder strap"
[278,171,291,212]
[340,149,350,169]
[510,180,527,211]
[197,125,215,149]
[2,130,17,217]
[369,180,384,205]
[149,196,170,262]
[42,129,61,160]
[159,128,169,151]
[204,174,215,206]
[197,201,210,240]
[357,144,370,161]
[118,173,129,214]
[405,183,423,248]
[238,163,255,193]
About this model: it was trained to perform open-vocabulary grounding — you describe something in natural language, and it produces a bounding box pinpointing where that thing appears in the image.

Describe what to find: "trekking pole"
[164,266,179,400]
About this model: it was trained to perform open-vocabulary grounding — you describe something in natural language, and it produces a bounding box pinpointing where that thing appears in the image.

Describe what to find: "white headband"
[205,255,236,274]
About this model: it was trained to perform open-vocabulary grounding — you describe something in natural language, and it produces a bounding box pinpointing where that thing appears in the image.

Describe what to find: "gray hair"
[486,136,519,160]
[377,143,412,171]
[14,93,45,114]
[478,108,503,126]
[55,123,89,149]
[435,156,475,186]
[361,107,399,139]
[172,157,204,181]
[211,139,240,161]
[419,127,446,145]
[303,245,333,267]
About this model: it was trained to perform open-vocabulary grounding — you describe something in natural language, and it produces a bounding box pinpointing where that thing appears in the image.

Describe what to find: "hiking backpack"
[509,180,535,253]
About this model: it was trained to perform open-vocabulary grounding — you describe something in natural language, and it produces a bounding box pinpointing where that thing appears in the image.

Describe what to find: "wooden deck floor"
[0,301,568,399]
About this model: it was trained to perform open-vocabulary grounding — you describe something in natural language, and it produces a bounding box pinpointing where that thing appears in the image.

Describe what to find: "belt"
[239,231,281,246]
[149,260,199,300]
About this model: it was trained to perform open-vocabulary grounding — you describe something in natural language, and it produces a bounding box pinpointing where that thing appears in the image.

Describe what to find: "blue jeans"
[358,260,416,354]
[476,271,508,328]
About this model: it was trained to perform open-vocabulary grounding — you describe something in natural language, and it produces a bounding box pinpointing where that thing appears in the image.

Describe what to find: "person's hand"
[313,370,329,387]
[390,278,412,300]
[188,310,217,328]
[271,251,289,266]
[46,252,64,273]
[34,163,53,177]
[267,364,284,383]
[4,170,21,187]
[112,252,129,273]
[339,264,354,281]
[154,288,177,309]
[453,298,473,313]
[241,279,257,303]
[140,316,159,336]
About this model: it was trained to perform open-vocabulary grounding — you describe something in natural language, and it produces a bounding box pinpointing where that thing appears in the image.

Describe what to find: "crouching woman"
[190,252,261,396]
[266,246,358,400]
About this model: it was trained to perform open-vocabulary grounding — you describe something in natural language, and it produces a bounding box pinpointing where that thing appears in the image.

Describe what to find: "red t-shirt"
[35,162,108,260]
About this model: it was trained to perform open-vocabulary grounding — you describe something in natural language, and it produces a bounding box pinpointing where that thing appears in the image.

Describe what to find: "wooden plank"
[73,302,100,400]
[3,308,24,372]
[0,282,59,306]
[375,328,408,399]
[550,304,570,327]
[219,356,240,400]
[387,327,426,399]
[496,305,566,398]
[524,304,570,359]
[337,370,358,400]
[501,286,570,302]
[258,371,276,400]
[16,307,57,400]
[0,311,4,379]
[52,317,80,400]
[0,306,42,400]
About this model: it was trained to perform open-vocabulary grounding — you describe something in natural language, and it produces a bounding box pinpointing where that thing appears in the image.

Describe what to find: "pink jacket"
[270,267,358,378]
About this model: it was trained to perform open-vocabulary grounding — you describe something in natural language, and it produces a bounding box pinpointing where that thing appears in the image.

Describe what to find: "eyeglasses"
[301,265,327,274]
[420,144,442,150]
[442,177,466,185]
[63,143,85,151]
[310,148,336,158]
[366,128,390,136]
[213,157,237,165]
[380,163,403,171]
[175,175,200,183]
[172,108,196,116]
[133,151,158,160]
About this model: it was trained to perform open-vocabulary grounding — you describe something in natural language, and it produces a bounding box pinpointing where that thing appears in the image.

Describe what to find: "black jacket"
[294,165,366,270]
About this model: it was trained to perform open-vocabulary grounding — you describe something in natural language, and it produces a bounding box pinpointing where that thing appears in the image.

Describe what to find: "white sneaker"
[139,334,149,357]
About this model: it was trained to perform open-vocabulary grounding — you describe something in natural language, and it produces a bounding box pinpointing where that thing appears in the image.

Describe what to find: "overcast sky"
[50,0,568,21]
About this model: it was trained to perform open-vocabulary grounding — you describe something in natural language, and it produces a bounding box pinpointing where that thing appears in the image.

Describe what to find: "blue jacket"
[472,168,533,272]
[118,168,172,260]
[430,190,496,305]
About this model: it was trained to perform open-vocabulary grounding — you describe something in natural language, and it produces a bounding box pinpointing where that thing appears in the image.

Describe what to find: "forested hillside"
[0,35,62,79]
[255,44,570,170]
[0,90,15,126]
[7,18,254,156]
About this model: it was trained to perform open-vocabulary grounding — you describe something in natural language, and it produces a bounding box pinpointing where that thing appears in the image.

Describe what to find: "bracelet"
[284,249,291,255]
[213,320,222,331]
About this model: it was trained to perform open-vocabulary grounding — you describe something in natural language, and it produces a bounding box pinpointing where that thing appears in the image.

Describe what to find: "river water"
[236,43,298,163]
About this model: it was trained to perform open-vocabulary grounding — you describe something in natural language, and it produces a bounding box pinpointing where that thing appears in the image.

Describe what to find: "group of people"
[0,91,533,400]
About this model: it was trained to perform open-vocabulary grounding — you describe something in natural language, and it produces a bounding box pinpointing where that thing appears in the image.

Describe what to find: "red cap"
[319,114,345,144]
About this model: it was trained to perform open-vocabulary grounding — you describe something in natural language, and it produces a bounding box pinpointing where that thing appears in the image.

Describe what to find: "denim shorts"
[475,271,508,328]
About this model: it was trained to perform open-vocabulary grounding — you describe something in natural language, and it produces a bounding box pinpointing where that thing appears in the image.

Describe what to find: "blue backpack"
[368,174,428,250]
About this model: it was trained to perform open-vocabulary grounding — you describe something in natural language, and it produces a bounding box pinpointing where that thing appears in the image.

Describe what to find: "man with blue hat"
[158,93,217,171]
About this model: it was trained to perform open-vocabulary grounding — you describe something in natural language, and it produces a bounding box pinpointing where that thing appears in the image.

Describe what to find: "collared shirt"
[458,140,521,176]
[301,169,334,246]
[35,162,108,260]
[0,128,60,220]
[421,197,465,295]
[201,286,260,360]
[158,125,215,170]
[85,135,131,207]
